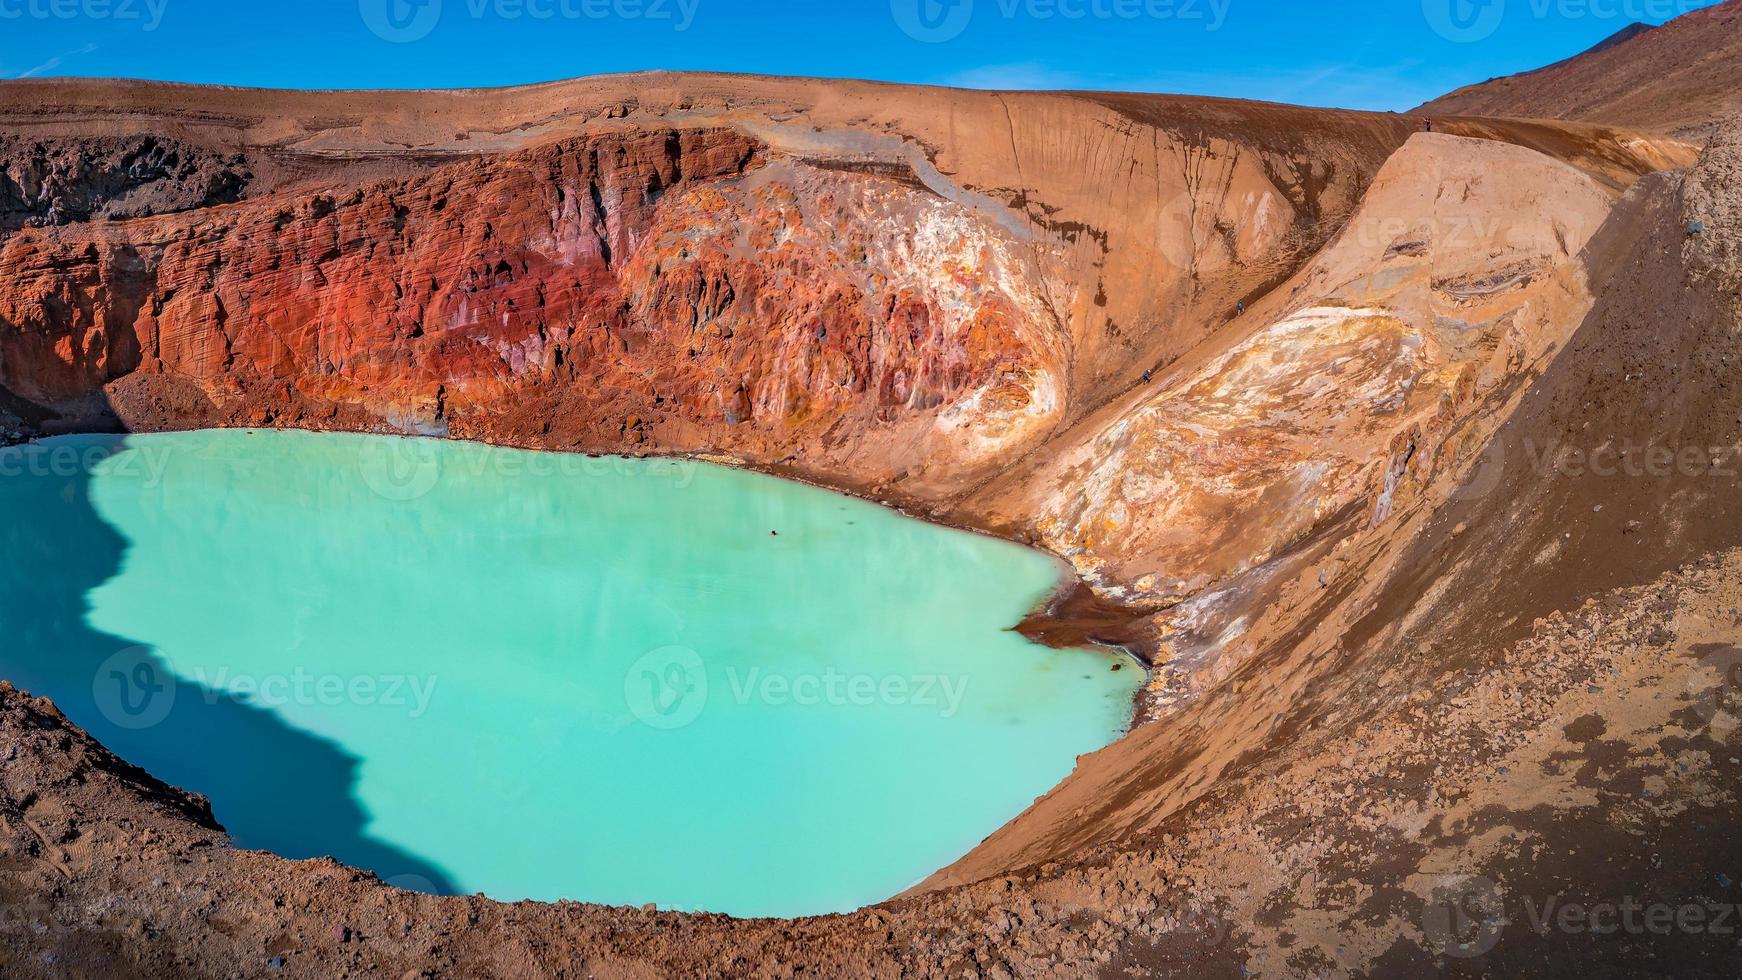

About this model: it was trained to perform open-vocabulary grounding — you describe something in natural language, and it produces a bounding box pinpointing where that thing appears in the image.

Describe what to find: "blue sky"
[0,0,1725,111]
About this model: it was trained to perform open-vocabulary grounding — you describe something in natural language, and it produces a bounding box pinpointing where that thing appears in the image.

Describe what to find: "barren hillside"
[1420,0,1742,138]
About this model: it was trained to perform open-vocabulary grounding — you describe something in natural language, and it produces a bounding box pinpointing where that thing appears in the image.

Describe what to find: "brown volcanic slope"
[1420,0,1742,137]
[3,74,1740,978]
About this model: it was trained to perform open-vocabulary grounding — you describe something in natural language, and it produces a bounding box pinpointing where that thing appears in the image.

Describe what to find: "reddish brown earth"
[1,68,1740,978]
[1419,0,1742,138]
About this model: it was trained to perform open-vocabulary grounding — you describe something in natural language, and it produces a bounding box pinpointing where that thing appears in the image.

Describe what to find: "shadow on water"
[0,433,459,896]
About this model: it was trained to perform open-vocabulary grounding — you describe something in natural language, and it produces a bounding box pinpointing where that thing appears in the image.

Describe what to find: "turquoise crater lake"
[0,430,1140,918]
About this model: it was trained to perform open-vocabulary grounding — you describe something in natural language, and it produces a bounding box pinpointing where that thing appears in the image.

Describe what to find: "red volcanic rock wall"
[610,161,1067,475]
[0,126,1070,491]
[0,129,758,409]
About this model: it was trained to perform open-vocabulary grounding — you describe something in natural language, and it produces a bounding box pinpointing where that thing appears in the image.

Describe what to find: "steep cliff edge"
[962,134,1618,613]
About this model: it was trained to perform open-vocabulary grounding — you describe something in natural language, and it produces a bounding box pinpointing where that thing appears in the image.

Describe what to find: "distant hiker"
[1424,118,1433,133]
[1236,301,1246,316]
[1142,370,1153,384]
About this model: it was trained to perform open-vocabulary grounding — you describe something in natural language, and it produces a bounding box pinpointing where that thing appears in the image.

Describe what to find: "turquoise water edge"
[0,430,1140,918]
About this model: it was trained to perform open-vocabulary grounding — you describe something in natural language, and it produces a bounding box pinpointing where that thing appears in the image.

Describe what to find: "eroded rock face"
[616,160,1070,483]
[0,125,1084,491]
[992,135,1617,608]
[0,130,759,407]
[0,134,251,231]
